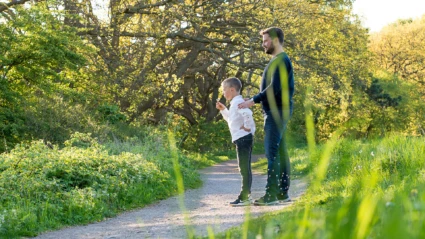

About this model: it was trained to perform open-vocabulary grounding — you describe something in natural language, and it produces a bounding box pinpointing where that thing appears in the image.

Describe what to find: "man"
[238,27,294,206]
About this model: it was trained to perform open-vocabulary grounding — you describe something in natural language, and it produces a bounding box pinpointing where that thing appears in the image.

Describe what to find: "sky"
[352,0,425,32]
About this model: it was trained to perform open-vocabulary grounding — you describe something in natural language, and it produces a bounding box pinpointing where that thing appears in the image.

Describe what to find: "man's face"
[262,33,275,55]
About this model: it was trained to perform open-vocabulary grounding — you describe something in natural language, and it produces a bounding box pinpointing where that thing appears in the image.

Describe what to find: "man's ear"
[273,37,280,46]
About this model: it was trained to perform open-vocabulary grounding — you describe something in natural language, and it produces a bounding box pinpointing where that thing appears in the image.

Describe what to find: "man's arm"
[252,58,288,105]
[238,98,255,109]
[239,57,288,109]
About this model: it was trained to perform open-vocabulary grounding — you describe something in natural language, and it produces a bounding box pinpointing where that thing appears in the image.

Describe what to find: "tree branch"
[121,0,172,14]
[77,27,239,44]
[0,0,31,13]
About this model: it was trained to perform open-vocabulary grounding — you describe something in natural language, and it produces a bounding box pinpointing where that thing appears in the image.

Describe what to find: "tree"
[0,1,96,151]
[61,0,371,140]
[369,15,425,93]
[0,0,375,151]
[261,0,370,140]
[368,16,425,136]
[58,0,268,125]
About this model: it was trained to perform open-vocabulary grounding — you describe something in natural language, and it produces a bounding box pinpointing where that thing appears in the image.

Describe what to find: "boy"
[216,77,256,206]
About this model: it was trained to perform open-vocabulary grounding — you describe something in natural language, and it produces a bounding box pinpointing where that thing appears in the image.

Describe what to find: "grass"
[252,146,310,180]
[212,134,425,239]
[2,128,424,238]
[0,131,232,238]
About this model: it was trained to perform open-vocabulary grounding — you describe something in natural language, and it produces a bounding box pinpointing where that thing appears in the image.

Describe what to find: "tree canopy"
[368,15,425,135]
[0,0,423,152]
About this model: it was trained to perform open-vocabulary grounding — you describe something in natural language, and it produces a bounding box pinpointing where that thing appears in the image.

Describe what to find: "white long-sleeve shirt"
[220,95,256,142]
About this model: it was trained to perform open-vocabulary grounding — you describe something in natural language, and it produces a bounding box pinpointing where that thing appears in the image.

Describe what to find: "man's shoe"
[277,193,291,203]
[253,195,279,206]
[229,196,252,206]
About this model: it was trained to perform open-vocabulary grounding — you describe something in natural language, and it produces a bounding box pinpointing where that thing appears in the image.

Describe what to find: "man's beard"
[265,44,275,55]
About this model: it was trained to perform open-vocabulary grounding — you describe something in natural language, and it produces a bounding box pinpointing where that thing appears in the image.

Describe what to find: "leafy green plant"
[97,104,127,124]
[0,132,202,237]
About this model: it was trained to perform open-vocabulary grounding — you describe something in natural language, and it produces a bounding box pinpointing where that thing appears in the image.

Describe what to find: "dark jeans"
[264,110,291,197]
[234,133,253,199]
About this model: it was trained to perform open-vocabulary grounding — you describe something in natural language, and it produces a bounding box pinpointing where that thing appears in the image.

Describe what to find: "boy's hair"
[260,27,284,45]
[222,77,242,93]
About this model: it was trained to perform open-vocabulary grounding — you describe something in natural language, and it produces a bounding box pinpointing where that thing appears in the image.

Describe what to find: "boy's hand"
[216,101,226,111]
[240,125,251,132]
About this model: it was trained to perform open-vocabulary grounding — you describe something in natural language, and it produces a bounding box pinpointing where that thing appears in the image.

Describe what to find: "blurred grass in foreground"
[211,134,425,239]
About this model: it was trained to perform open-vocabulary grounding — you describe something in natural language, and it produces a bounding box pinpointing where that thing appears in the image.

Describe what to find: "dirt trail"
[35,155,307,239]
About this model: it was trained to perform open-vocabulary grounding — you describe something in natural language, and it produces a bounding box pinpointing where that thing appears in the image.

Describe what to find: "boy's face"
[221,84,235,101]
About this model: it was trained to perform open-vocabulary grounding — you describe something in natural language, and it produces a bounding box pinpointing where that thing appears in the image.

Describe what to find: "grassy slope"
[0,132,231,238]
[214,135,425,239]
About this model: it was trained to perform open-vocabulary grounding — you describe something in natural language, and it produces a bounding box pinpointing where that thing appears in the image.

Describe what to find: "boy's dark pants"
[234,133,253,199]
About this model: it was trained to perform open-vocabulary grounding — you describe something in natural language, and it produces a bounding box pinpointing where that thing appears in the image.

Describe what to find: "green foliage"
[370,15,425,86]
[23,98,95,146]
[0,107,25,152]
[63,132,100,149]
[97,104,127,124]
[168,101,266,154]
[216,135,425,239]
[0,1,423,236]
[367,79,402,108]
[252,146,310,179]
[0,132,201,237]
[1,0,422,154]
[171,117,233,153]
[363,71,425,136]
[273,0,372,141]
[0,2,101,152]
[364,15,425,137]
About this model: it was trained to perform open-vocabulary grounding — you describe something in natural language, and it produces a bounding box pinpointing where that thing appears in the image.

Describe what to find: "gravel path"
[35,155,307,239]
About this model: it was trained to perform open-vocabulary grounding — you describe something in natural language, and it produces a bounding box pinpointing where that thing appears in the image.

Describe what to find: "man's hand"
[240,125,251,132]
[238,99,254,109]
[216,101,226,111]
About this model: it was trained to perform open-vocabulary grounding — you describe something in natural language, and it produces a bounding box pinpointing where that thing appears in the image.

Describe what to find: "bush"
[0,132,201,237]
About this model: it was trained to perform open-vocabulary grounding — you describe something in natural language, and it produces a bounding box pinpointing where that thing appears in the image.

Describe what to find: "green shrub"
[97,104,126,124]
[0,132,201,237]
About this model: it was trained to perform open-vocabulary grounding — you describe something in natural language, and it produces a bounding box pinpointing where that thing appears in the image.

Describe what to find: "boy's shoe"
[277,193,291,203]
[229,196,252,206]
[253,195,279,206]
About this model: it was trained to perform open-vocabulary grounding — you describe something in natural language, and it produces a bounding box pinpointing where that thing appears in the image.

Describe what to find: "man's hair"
[260,27,284,45]
[222,77,242,93]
